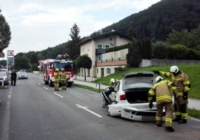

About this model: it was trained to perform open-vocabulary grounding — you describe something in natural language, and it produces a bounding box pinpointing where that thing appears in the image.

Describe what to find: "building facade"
[78,30,132,78]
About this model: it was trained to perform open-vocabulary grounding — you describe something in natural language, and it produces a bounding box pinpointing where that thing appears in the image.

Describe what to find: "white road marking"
[37,83,41,86]
[189,117,200,122]
[43,87,48,90]
[8,95,11,99]
[54,92,63,98]
[76,104,102,118]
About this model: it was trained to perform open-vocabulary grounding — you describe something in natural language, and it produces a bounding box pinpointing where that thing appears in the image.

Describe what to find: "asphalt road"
[0,73,200,140]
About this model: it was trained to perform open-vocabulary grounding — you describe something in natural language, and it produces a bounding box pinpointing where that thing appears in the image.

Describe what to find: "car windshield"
[0,72,7,77]
[19,72,26,74]
[54,62,73,70]
[124,83,153,90]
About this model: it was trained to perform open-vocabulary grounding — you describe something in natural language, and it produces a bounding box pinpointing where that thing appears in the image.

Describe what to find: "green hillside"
[95,64,200,99]
[91,0,200,41]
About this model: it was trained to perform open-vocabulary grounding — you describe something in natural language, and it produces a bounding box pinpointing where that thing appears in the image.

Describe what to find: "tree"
[14,56,30,70]
[68,23,81,60]
[77,54,92,81]
[30,53,38,63]
[73,59,79,79]
[126,39,142,67]
[0,9,11,52]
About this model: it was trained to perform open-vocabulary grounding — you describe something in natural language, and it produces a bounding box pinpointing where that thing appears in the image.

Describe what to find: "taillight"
[120,94,126,100]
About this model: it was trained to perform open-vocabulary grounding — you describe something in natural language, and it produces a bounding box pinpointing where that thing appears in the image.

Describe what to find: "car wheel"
[44,79,48,85]
[107,107,110,116]
[48,79,53,87]
[68,83,72,87]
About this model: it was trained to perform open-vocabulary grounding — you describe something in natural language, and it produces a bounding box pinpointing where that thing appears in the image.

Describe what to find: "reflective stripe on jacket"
[54,72,60,82]
[59,72,66,81]
[148,80,176,103]
[159,71,190,93]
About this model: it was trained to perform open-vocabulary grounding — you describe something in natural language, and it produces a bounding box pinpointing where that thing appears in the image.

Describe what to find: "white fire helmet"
[110,78,115,84]
[170,65,179,74]
[155,76,163,83]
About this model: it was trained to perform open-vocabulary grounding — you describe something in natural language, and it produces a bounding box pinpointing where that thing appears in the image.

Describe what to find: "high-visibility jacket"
[110,79,119,87]
[159,71,190,97]
[148,80,176,104]
[54,71,60,82]
[59,72,66,81]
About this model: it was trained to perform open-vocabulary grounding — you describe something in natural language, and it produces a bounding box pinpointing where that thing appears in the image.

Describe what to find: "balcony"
[96,49,106,54]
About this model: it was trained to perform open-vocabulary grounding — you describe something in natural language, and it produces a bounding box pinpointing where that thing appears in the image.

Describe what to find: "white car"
[17,71,28,79]
[104,71,165,121]
[0,71,9,85]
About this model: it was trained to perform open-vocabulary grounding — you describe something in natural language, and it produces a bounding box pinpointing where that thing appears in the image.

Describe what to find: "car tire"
[68,83,72,87]
[107,108,110,116]
[48,79,53,87]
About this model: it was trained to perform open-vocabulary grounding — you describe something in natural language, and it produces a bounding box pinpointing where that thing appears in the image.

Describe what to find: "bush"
[106,43,130,53]
[170,44,188,59]
[186,49,200,60]
[126,40,142,67]
[152,41,170,59]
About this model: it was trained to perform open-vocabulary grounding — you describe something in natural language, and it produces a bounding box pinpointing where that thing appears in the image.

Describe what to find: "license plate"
[142,116,155,121]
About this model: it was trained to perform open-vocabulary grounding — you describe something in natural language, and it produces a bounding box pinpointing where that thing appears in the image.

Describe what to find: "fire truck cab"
[42,59,74,87]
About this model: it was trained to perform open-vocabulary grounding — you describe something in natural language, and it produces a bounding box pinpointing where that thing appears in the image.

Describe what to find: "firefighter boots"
[173,115,181,122]
[165,127,175,132]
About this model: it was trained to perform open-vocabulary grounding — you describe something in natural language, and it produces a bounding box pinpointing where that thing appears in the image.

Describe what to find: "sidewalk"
[74,75,108,90]
[74,76,200,111]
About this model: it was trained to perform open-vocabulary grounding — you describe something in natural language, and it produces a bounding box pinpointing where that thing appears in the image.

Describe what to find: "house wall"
[96,65,125,78]
[80,41,96,77]
[116,35,132,46]
[100,49,128,61]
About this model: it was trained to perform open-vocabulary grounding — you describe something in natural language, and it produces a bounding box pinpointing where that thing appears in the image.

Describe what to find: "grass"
[73,83,104,93]
[94,64,200,99]
[188,108,200,119]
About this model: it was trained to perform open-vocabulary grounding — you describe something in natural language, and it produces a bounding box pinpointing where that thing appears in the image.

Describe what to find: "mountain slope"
[92,0,200,41]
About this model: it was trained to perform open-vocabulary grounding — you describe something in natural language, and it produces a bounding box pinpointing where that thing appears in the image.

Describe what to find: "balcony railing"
[96,49,106,54]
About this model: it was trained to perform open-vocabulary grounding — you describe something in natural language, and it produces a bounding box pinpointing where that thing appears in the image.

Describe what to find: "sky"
[0,0,161,60]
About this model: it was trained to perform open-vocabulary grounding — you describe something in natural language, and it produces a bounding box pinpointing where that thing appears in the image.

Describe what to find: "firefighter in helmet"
[59,68,67,90]
[54,68,60,91]
[148,76,176,132]
[153,65,191,124]
[102,78,119,107]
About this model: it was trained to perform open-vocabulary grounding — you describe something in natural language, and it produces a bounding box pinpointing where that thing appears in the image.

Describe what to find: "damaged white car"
[102,72,165,121]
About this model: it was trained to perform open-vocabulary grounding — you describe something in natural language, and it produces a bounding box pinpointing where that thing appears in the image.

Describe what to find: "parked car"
[104,71,165,121]
[0,71,9,85]
[17,71,28,79]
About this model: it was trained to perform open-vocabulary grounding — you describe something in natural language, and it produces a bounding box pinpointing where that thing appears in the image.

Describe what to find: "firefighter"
[102,78,119,107]
[54,68,60,91]
[153,65,191,124]
[59,68,67,90]
[148,76,176,132]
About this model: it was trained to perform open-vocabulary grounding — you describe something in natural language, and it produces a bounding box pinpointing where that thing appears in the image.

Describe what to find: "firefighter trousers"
[156,101,173,127]
[60,80,66,89]
[54,80,59,90]
[174,96,188,120]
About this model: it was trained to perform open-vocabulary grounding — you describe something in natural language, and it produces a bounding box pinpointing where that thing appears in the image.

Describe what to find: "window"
[98,45,102,49]
[109,36,112,41]
[88,46,90,51]
[105,45,109,49]
[97,68,98,73]
[106,68,111,74]
[98,54,102,60]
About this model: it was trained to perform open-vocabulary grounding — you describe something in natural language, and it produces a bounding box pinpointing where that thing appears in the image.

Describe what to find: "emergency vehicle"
[42,59,74,87]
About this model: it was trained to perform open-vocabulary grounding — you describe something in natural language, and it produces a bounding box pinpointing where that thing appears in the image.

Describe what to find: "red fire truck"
[42,59,74,87]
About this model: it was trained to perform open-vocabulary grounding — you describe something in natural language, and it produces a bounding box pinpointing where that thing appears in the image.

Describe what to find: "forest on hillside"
[91,0,200,41]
